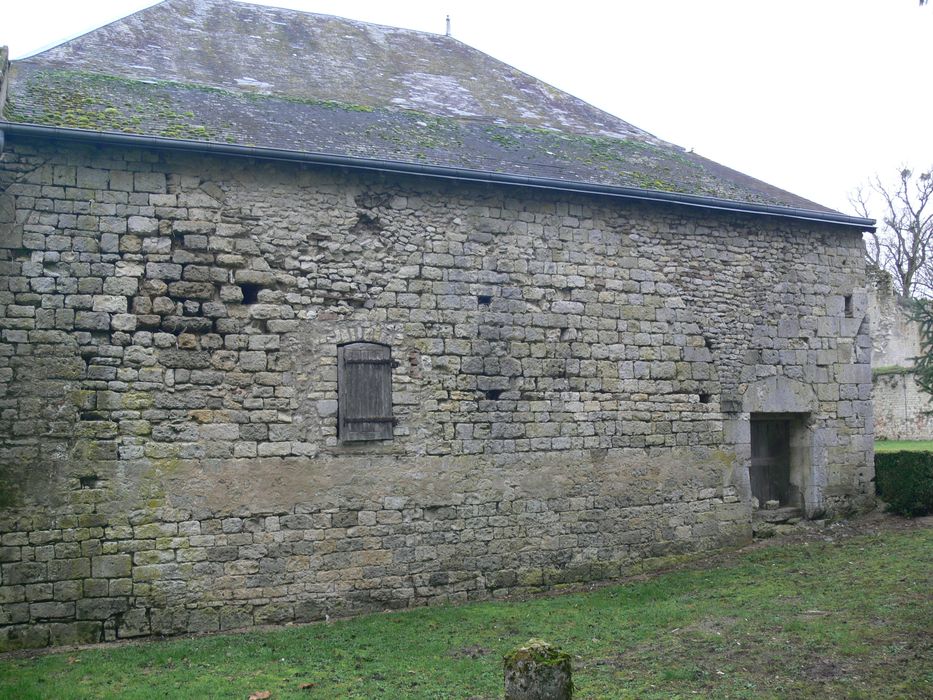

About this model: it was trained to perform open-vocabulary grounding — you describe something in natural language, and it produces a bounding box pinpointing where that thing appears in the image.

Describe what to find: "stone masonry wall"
[867,273,930,440]
[873,371,933,441]
[0,136,873,650]
[868,271,920,369]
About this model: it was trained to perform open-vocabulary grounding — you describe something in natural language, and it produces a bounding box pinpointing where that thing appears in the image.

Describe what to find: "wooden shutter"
[338,342,394,441]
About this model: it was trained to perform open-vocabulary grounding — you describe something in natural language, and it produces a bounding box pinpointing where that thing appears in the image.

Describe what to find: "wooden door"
[337,342,394,441]
[750,419,791,506]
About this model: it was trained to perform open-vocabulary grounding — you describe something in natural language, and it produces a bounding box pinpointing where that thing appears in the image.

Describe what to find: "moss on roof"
[1,0,835,213]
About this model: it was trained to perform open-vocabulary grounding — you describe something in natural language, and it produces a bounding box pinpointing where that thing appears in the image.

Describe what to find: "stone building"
[0,0,875,650]
[868,272,932,440]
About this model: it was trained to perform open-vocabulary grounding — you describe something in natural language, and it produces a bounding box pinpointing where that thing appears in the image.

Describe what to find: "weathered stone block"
[0,193,16,224]
[234,269,275,286]
[289,600,322,623]
[134,172,167,194]
[157,349,211,368]
[168,281,216,300]
[247,334,279,350]
[49,621,102,646]
[220,284,244,302]
[0,602,29,625]
[91,555,132,579]
[254,603,293,625]
[219,605,254,630]
[134,523,177,539]
[238,351,267,371]
[0,624,50,652]
[187,608,219,633]
[48,558,91,580]
[76,597,129,620]
[92,295,128,313]
[30,601,75,620]
[146,262,183,280]
[75,311,111,330]
[3,562,47,585]
[160,316,213,334]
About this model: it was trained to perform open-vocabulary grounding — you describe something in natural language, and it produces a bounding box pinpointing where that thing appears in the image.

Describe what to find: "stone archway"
[727,376,826,518]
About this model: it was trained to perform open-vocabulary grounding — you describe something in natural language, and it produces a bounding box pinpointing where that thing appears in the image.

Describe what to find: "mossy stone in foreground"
[503,638,573,699]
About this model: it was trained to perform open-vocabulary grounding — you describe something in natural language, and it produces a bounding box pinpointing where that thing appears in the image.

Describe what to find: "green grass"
[875,440,933,453]
[2,527,931,699]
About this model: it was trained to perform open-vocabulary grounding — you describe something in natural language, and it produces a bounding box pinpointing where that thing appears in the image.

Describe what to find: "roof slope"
[2,0,837,213]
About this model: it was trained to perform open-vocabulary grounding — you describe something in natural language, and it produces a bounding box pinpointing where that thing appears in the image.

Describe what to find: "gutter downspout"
[0,121,876,232]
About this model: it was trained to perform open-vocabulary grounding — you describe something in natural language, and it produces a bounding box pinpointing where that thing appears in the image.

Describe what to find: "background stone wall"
[0,137,873,649]
[873,372,932,441]
[867,272,931,440]
[868,271,921,369]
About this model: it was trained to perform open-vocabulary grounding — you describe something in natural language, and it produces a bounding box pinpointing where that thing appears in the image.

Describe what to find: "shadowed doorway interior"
[750,417,793,507]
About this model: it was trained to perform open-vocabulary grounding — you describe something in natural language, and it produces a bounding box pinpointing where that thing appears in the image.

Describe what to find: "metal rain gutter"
[0,122,876,231]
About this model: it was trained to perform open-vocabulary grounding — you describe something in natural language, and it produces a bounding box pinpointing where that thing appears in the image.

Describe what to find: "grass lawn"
[2,519,931,699]
[875,440,933,453]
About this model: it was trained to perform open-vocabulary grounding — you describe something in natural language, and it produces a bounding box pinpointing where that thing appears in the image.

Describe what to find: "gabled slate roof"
[0,0,864,221]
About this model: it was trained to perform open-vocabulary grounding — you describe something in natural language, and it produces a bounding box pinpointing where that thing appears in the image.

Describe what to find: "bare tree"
[851,167,933,298]
[914,4,933,398]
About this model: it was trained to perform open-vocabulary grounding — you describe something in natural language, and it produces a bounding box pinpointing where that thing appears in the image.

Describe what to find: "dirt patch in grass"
[804,657,850,682]
[449,645,492,659]
[672,616,740,636]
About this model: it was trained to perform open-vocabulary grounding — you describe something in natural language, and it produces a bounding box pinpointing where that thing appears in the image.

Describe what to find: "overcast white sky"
[3,0,932,214]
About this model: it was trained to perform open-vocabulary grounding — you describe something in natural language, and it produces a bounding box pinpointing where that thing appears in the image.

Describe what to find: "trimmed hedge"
[875,451,933,517]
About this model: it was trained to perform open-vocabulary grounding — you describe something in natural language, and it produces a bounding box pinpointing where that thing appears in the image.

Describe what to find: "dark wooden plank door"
[337,342,393,441]
[750,419,791,506]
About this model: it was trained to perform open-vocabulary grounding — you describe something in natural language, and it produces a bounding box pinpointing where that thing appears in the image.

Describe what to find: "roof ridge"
[221,0,451,38]
[15,0,649,140]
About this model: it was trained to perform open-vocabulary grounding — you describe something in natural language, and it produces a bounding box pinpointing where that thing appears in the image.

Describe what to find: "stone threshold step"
[753,506,803,524]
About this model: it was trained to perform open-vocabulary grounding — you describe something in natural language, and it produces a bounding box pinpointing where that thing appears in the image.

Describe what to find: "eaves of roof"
[0,121,876,231]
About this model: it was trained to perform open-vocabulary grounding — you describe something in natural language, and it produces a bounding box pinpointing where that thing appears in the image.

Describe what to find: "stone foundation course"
[1,484,748,648]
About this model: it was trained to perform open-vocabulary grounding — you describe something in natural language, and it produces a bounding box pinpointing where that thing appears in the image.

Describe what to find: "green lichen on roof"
[3,68,381,142]
[1,0,835,213]
[5,70,221,140]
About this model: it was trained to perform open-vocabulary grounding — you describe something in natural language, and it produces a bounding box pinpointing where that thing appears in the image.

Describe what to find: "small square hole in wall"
[484,389,503,400]
[240,283,261,304]
[477,294,492,306]
[79,475,100,489]
[844,294,853,317]
[698,393,711,404]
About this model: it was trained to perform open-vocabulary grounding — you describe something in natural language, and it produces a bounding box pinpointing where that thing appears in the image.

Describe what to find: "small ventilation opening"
[843,295,853,317]
[79,475,101,489]
[240,284,261,305]
[698,393,711,404]
[483,389,503,400]
[477,294,492,306]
